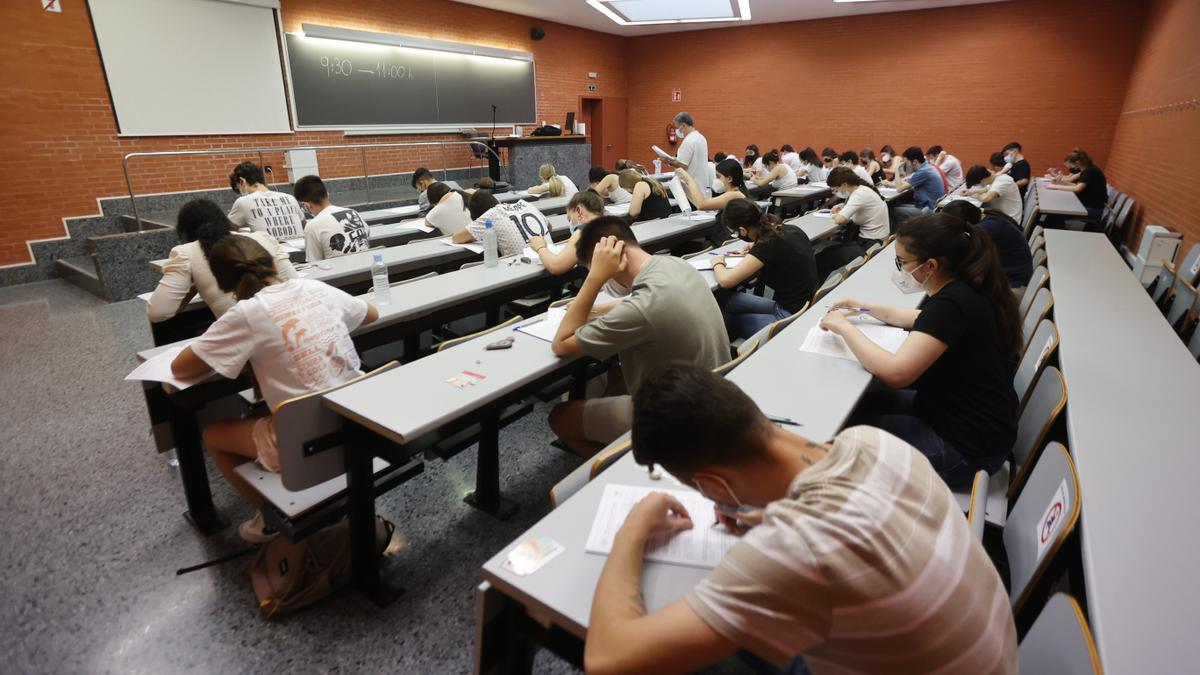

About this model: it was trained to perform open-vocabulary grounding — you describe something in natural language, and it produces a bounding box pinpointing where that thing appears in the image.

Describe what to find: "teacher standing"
[663,112,710,198]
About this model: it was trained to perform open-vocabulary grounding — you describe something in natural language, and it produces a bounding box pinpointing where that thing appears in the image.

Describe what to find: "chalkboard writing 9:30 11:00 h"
[320,56,415,80]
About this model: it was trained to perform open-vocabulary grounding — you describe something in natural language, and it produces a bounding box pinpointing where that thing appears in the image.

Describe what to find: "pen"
[825,306,871,313]
[513,316,546,330]
[765,415,802,426]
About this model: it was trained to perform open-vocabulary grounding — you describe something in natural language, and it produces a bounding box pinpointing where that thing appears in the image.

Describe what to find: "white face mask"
[835,189,851,199]
[881,153,891,162]
[676,127,686,137]
[891,263,927,294]
[712,179,726,194]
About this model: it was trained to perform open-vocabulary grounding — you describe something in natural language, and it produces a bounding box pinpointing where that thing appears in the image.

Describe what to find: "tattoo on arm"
[624,578,647,615]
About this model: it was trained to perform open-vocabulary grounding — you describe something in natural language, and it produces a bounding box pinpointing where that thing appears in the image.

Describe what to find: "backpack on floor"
[250,516,394,618]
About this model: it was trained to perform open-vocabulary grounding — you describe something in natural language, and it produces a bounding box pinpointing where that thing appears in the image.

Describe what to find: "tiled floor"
[0,280,589,673]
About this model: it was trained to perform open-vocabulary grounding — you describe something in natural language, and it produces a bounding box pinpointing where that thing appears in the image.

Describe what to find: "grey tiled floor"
[0,280,586,673]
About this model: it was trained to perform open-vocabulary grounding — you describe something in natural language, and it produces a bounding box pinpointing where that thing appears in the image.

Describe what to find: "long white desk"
[475,242,924,670]
[785,211,842,242]
[1043,230,1200,674]
[1034,179,1088,217]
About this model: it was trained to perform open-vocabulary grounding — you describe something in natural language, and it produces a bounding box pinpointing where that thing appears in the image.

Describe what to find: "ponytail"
[547,175,566,197]
[716,158,749,195]
[722,199,781,243]
[897,214,1023,360]
[209,235,279,301]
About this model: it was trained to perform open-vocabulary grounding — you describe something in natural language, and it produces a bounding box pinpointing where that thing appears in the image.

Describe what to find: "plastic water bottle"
[371,253,391,304]
[653,158,662,175]
[482,219,499,268]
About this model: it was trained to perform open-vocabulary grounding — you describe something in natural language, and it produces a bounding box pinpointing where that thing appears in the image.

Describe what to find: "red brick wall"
[625,0,1147,191]
[0,0,627,266]
[1105,0,1200,254]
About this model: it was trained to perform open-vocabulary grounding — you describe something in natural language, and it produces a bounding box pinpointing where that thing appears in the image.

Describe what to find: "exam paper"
[443,240,484,254]
[585,484,738,569]
[651,145,677,162]
[813,210,834,219]
[799,320,909,362]
[125,343,209,391]
[520,241,564,262]
[515,307,566,343]
[667,178,692,214]
[689,256,743,272]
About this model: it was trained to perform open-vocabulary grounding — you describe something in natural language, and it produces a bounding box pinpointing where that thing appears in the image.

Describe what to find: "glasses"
[894,255,913,271]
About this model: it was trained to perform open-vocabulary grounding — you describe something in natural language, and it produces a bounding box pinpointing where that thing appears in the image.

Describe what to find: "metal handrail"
[121,139,503,231]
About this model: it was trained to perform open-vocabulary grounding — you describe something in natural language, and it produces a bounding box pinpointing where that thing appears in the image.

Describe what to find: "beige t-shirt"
[574,255,730,394]
[837,187,890,241]
[688,426,1018,674]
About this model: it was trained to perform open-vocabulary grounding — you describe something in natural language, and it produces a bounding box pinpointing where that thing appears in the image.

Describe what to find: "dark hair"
[939,200,983,224]
[897,214,1023,360]
[714,152,730,163]
[859,148,877,163]
[821,147,838,161]
[568,189,605,215]
[902,146,925,163]
[176,199,235,257]
[411,167,433,189]
[588,165,611,184]
[209,235,277,301]
[715,158,748,194]
[672,111,694,127]
[477,177,496,190]
[743,144,760,168]
[799,147,821,166]
[723,199,782,243]
[781,144,795,153]
[989,152,1007,169]
[1064,148,1094,167]
[468,190,499,220]
[964,164,991,187]
[631,364,772,476]
[838,150,858,164]
[1002,141,1022,152]
[292,175,328,204]
[826,166,873,191]
[881,145,896,156]
[426,182,468,210]
[575,215,639,265]
[228,161,265,193]
[762,149,781,165]
[927,145,944,156]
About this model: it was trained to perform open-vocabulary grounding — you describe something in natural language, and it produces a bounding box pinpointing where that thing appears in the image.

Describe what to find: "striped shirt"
[687,426,1017,674]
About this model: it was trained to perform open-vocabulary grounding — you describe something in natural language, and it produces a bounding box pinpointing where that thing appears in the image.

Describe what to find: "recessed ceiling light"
[587,0,752,26]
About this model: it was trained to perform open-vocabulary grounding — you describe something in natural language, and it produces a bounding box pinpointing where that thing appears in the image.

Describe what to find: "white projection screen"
[87,0,292,136]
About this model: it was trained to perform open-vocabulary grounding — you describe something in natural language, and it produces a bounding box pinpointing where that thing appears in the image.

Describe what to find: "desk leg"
[464,411,518,519]
[475,584,537,675]
[170,402,229,535]
[346,423,401,607]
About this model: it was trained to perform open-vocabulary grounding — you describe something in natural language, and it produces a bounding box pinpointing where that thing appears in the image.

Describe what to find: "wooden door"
[600,97,628,169]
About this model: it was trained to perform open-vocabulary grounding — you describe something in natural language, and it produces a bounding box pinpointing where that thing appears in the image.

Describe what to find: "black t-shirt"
[748,226,818,313]
[632,189,672,223]
[1077,165,1108,209]
[911,281,1018,460]
[1008,159,1031,196]
[977,213,1034,287]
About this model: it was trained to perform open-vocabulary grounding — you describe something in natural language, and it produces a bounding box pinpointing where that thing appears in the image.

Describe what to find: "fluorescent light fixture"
[587,0,752,26]
[299,23,533,61]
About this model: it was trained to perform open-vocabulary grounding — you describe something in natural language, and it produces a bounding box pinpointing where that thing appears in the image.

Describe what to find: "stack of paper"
[651,145,677,162]
[799,320,908,362]
[585,484,739,569]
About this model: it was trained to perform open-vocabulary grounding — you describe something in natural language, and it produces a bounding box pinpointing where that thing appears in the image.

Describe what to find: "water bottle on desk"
[483,219,499,267]
[371,253,391,304]
[653,158,662,175]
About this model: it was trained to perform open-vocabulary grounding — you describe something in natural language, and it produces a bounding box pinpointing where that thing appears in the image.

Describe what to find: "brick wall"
[625,0,1147,193]
[0,0,627,266]
[1105,0,1200,255]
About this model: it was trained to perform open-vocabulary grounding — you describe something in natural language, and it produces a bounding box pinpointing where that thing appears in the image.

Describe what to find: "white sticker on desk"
[1035,478,1070,562]
[503,536,565,576]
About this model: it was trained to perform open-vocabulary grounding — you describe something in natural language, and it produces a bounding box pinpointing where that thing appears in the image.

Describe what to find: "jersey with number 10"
[466,200,551,257]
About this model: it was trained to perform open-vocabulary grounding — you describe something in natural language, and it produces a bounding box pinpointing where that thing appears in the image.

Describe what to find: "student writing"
[293,175,369,262]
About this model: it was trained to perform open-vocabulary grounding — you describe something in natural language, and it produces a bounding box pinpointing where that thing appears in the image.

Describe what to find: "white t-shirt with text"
[466,200,551,257]
[228,190,306,240]
[303,205,369,261]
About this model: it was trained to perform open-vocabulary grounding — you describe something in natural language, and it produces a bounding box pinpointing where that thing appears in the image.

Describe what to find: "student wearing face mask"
[779,144,802,173]
[837,150,875,185]
[1046,148,1107,221]
[710,153,732,194]
[819,213,1021,488]
[859,148,884,183]
[226,161,306,240]
[581,363,1018,675]
[821,147,838,177]
[1001,142,1031,196]
[748,150,798,190]
[827,167,890,248]
[528,190,606,275]
[797,147,825,183]
[743,144,763,177]
[676,160,752,240]
[661,112,711,196]
[880,145,902,181]
[711,199,818,339]
[927,145,964,190]
[892,146,946,224]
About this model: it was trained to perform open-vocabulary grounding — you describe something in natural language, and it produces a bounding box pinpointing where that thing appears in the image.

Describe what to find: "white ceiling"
[449,0,1015,36]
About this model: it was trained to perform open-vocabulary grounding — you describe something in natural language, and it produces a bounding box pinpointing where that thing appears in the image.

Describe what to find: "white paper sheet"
[799,321,909,362]
[689,256,744,272]
[813,210,834,219]
[667,178,692,215]
[606,202,631,216]
[520,241,564,262]
[942,194,983,207]
[279,238,304,253]
[514,307,566,343]
[125,343,209,390]
[585,484,739,569]
[443,240,484,254]
[651,145,677,162]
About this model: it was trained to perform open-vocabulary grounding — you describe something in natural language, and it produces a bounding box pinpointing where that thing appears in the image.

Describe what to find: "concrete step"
[55,255,107,301]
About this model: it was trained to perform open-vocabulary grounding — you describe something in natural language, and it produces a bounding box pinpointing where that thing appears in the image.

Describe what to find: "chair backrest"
[1022,204,1041,237]
[460,260,484,270]
[589,437,633,480]
[1178,243,1200,287]
[436,315,522,352]
[1005,443,1081,614]
[1111,196,1135,237]
[713,338,759,376]
[965,470,989,542]
[812,271,844,303]
[1188,318,1200,362]
[864,242,883,259]
[1148,262,1177,304]
[843,256,867,277]
[1031,248,1047,269]
[1020,266,1050,319]
[1019,593,1103,675]
[1029,224,1044,242]
[1029,234,1046,253]
[273,361,401,492]
[1014,319,1059,412]
[1166,277,1198,329]
[1022,288,1054,354]
[768,303,809,340]
[1009,367,1067,498]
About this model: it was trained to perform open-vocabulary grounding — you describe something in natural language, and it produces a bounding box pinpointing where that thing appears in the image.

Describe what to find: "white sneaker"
[238,511,279,544]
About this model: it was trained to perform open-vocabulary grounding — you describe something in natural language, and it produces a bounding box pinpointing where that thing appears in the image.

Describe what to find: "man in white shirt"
[838,150,875,185]
[965,164,1023,223]
[293,175,370,262]
[928,145,964,190]
[227,161,306,240]
[452,191,550,257]
[662,112,711,197]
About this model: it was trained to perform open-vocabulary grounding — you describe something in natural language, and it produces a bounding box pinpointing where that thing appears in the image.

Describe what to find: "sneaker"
[238,511,279,544]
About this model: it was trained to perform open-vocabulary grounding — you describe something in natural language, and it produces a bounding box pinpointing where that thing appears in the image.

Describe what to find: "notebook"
[585,483,739,569]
